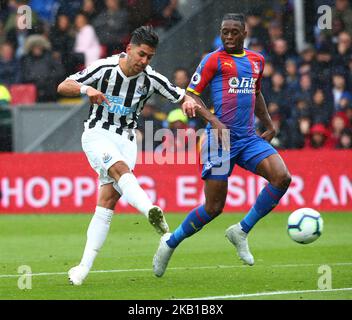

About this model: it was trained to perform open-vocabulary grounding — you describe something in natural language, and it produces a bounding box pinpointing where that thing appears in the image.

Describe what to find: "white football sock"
[115,173,153,217]
[80,206,114,269]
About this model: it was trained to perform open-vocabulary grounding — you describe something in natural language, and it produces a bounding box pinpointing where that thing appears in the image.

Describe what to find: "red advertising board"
[0,151,351,213]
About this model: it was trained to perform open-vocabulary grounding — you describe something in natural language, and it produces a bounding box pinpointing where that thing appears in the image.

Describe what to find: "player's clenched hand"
[261,128,277,142]
[86,87,110,106]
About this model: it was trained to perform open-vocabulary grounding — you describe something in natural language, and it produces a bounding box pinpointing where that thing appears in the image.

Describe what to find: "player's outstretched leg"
[68,206,114,285]
[113,172,169,235]
[153,205,214,277]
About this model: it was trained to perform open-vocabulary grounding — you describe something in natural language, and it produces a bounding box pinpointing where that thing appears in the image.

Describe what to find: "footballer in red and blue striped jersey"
[153,14,291,277]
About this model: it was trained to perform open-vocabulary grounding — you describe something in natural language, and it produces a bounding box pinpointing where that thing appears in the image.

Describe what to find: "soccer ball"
[287,208,323,244]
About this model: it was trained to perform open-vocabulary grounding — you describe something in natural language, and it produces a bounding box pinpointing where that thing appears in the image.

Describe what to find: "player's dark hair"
[130,26,159,48]
[222,13,246,29]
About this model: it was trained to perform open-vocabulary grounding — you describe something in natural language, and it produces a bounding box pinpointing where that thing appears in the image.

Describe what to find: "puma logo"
[223,62,233,68]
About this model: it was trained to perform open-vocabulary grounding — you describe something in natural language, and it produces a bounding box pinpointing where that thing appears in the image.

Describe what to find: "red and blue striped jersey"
[187,46,265,139]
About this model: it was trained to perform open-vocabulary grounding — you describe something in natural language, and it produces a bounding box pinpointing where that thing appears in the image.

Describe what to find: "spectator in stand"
[261,59,274,98]
[151,0,182,30]
[339,92,352,111]
[73,11,100,67]
[93,0,129,55]
[267,20,284,51]
[285,58,299,91]
[248,37,266,56]
[331,71,351,112]
[320,16,345,46]
[336,128,352,149]
[311,88,334,126]
[82,0,100,22]
[49,14,75,73]
[332,0,352,35]
[21,34,65,101]
[315,43,334,89]
[291,97,311,123]
[345,103,352,126]
[304,123,332,149]
[333,31,352,70]
[0,41,21,85]
[298,43,317,74]
[294,73,314,104]
[270,38,289,72]
[290,110,312,149]
[245,9,269,49]
[266,71,290,119]
[330,111,351,147]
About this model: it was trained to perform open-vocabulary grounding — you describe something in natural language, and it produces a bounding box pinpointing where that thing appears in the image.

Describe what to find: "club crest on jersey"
[228,77,257,94]
[102,152,112,163]
[253,61,260,74]
[191,73,201,85]
[137,85,148,95]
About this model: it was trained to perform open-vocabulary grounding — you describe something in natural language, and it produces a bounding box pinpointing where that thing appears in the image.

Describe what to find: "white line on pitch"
[186,287,352,300]
[0,262,351,279]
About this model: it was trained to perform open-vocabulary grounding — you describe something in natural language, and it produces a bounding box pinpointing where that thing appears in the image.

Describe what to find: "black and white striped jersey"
[67,53,185,133]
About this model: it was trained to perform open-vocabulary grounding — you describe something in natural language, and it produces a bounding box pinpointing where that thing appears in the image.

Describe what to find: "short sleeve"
[187,52,218,96]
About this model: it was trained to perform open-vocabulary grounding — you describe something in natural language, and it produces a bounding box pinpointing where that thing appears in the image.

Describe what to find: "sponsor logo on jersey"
[102,95,137,115]
[228,77,257,94]
[223,62,233,68]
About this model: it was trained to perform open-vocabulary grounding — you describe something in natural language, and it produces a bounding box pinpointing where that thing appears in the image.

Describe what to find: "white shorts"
[81,127,137,186]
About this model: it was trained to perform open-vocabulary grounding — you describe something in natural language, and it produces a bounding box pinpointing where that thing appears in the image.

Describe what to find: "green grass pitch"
[0,212,351,300]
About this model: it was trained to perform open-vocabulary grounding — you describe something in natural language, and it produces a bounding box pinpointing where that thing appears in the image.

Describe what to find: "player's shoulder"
[244,49,265,63]
[88,55,119,69]
[144,64,155,75]
[202,48,223,62]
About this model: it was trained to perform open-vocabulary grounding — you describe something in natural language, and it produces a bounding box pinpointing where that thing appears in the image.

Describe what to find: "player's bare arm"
[186,91,230,150]
[57,79,110,106]
[255,91,276,142]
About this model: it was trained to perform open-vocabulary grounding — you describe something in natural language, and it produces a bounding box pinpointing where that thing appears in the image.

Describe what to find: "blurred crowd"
[139,1,352,152]
[0,0,352,152]
[0,0,182,101]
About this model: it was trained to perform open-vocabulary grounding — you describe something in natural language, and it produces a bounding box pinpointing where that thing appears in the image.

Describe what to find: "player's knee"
[205,202,224,218]
[98,194,119,209]
[108,162,130,180]
[275,172,292,190]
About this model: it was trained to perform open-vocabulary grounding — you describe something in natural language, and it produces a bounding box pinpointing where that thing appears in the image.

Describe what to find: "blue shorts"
[200,132,277,181]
